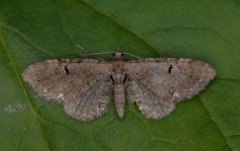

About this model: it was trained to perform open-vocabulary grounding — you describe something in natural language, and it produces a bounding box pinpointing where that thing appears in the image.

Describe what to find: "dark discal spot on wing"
[168,64,173,74]
[22,58,112,121]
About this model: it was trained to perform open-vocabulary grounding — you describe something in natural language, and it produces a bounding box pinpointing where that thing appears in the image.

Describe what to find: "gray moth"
[22,52,216,121]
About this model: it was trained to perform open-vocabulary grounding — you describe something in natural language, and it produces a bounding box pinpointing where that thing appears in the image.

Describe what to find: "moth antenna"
[123,52,141,59]
[82,51,114,56]
[77,44,106,60]
[77,44,141,59]
[76,44,88,53]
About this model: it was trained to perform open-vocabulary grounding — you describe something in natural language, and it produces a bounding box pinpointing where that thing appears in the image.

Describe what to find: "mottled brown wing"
[124,58,215,119]
[22,59,112,121]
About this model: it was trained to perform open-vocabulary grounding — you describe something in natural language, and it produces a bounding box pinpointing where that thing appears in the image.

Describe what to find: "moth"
[22,52,216,121]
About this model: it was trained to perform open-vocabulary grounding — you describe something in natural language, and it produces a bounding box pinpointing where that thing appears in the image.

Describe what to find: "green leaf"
[0,0,239,150]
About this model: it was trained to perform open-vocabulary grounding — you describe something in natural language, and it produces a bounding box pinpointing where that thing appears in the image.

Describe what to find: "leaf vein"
[80,0,164,56]
[40,118,113,151]
[14,127,27,151]
[198,96,233,150]
[0,25,52,57]
[146,26,235,47]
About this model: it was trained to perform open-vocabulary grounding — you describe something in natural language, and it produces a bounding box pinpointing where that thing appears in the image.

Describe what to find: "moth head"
[113,51,124,60]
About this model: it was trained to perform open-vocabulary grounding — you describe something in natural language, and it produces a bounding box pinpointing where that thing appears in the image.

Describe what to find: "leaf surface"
[0,0,239,150]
